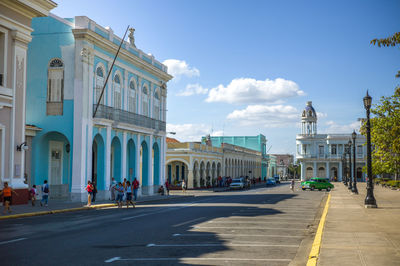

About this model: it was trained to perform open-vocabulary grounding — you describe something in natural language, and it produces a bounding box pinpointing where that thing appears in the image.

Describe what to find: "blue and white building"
[26,14,172,201]
[296,101,367,181]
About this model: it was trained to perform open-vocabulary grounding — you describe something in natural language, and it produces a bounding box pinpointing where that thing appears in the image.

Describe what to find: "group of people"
[109,177,140,208]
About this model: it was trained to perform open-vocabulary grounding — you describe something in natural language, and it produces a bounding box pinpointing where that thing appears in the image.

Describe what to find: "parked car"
[266,178,276,186]
[301,178,334,191]
[274,175,281,184]
[230,178,245,190]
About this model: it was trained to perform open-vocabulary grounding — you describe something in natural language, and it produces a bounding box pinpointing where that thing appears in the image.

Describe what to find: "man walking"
[41,180,49,206]
[165,180,170,196]
[132,178,139,201]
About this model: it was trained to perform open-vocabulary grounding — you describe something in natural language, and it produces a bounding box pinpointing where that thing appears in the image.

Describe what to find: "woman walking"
[116,182,124,208]
[85,181,94,206]
[125,181,135,208]
[0,182,18,214]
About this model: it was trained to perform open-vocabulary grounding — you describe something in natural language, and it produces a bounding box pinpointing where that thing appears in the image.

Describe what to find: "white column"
[301,162,305,181]
[313,161,317,177]
[160,136,165,186]
[148,135,154,193]
[104,126,111,191]
[339,161,342,181]
[122,132,127,179]
[326,162,329,180]
[137,77,142,115]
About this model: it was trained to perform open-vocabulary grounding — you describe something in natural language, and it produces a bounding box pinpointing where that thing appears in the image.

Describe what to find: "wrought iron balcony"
[93,104,166,131]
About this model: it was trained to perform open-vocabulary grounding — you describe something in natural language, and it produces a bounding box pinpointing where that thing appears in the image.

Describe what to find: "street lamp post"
[343,149,349,187]
[352,130,358,194]
[363,91,377,208]
[347,140,352,191]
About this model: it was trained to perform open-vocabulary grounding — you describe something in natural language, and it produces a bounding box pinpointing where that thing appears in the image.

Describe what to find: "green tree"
[371,32,400,78]
[362,87,400,180]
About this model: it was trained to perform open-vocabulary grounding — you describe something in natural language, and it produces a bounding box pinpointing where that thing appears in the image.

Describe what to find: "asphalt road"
[0,183,327,266]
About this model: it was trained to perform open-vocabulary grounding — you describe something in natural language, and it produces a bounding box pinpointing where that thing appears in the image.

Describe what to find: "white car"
[230,178,245,190]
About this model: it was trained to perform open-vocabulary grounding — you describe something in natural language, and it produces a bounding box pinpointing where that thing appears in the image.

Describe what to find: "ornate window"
[47,58,64,115]
[95,66,105,105]
[142,85,149,116]
[128,79,136,113]
[113,74,121,109]
[153,89,160,120]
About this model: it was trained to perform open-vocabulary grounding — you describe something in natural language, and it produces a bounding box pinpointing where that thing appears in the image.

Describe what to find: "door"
[49,141,63,185]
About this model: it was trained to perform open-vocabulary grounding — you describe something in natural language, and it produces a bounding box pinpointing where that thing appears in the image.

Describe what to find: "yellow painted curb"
[0,203,117,220]
[307,193,331,266]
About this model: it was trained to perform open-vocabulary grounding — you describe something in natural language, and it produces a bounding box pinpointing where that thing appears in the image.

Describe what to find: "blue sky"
[53,0,400,154]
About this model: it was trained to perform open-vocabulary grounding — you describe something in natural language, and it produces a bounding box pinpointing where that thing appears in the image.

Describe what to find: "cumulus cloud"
[177,83,208,96]
[206,78,304,104]
[320,121,360,134]
[163,59,200,78]
[167,123,223,142]
[227,104,299,127]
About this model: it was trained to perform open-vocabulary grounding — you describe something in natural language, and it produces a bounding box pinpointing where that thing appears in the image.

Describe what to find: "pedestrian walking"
[125,181,135,208]
[290,179,295,192]
[110,177,117,201]
[92,182,97,203]
[115,182,124,208]
[132,178,139,201]
[40,180,49,206]
[0,182,18,214]
[165,180,170,196]
[30,185,38,206]
[85,181,94,206]
[182,179,186,193]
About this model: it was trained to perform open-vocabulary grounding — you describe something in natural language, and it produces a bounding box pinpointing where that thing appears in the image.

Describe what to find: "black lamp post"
[363,91,377,208]
[347,140,352,191]
[343,144,348,186]
[351,130,358,194]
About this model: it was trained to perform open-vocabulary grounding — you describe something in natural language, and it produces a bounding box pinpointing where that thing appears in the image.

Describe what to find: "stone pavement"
[0,193,192,219]
[318,182,400,265]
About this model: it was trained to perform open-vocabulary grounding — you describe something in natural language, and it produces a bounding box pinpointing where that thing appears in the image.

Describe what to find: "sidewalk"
[317,182,400,265]
[0,194,193,220]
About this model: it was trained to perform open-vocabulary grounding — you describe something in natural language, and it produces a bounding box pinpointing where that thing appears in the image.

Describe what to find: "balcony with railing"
[93,104,166,132]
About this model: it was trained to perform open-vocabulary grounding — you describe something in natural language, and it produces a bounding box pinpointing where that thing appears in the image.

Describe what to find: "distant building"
[271,154,294,179]
[0,0,56,203]
[296,101,366,181]
[26,14,172,201]
[202,134,270,178]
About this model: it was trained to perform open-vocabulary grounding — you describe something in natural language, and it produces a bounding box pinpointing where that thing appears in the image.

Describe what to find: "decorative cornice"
[72,28,173,82]
[1,0,57,19]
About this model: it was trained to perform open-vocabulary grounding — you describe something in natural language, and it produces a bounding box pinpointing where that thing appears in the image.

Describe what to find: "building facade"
[166,139,263,189]
[0,0,56,202]
[203,134,270,178]
[26,14,172,201]
[272,154,294,179]
[296,101,367,181]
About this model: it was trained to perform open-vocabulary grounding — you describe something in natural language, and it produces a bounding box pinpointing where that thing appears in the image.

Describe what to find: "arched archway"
[331,167,338,181]
[152,142,160,186]
[127,139,136,182]
[200,161,205,187]
[193,161,199,187]
[140,141,149,187]
[318,167,325,178]
[217,162,221,177]
[357,167,363,181]
[92,134,105,190]
[306,167,313,179]
[111,137,122,182]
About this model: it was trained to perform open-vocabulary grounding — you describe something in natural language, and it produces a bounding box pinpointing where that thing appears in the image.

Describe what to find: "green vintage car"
[301,178,334,191]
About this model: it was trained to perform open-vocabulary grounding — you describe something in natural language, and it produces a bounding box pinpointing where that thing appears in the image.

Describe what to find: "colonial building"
[296,101,367,181]
[272,154,294,179]
[166,137,263,189]
[203,134,270,178]
[0,0,56,202]
[26,14,172,201]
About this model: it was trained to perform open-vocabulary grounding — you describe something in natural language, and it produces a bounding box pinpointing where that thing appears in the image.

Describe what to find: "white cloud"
[163,59,200,78]
[227,104,299,127]
[167,123,223,142]
[320,121,360,134]
[177,83,208,96]
[316,112,328,118]
[206,78,304,104]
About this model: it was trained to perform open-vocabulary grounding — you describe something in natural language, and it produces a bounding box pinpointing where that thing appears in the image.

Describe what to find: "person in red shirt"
[132,178,139,201]
[0,182,18,214]
[165,180,170,196]
[85,181,94,207]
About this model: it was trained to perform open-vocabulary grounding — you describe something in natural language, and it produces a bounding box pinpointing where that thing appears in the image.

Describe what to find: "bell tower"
[301,101,317,135]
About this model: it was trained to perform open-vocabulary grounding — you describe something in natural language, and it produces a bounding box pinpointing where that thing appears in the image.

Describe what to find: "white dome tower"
[301,101,317,135]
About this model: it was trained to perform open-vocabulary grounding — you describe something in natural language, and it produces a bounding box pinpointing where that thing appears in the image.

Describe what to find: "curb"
[0,195,195,221]
[307,193,331,266]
